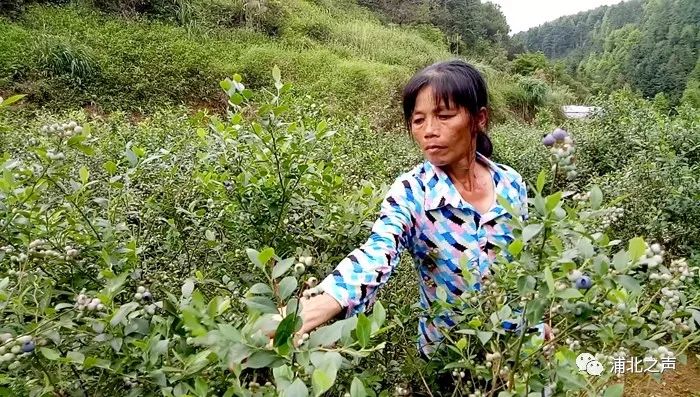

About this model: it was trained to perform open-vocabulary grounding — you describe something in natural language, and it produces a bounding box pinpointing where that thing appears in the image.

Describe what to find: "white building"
[561,105,603,119]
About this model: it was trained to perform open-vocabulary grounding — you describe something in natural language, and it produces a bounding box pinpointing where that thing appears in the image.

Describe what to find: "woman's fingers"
[544,324,553,341]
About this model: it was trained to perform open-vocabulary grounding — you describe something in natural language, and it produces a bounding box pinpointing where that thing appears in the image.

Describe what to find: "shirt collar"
[421,152,512,213]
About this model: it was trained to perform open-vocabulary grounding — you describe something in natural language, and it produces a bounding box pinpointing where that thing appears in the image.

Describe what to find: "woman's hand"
[544,323,553,341]
[297,293,343,335]
[267,293,343,345]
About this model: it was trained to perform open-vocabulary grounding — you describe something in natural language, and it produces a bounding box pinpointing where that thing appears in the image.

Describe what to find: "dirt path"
[624,353,700,396]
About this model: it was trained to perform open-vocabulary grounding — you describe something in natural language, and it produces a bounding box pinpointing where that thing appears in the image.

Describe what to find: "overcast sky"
[486,0,628,34]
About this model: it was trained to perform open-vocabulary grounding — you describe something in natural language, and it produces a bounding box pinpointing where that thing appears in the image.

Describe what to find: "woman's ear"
[476,106,489,132]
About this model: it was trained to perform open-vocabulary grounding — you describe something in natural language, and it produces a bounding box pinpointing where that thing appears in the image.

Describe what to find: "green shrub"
[31,35,100,86]
[1,69,698,397]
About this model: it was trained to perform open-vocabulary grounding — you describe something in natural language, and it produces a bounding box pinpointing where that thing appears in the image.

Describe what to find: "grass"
[0,1,573,126]
[0,1,449,118]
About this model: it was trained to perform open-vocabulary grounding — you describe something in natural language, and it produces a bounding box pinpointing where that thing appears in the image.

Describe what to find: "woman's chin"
[424,153,448,166]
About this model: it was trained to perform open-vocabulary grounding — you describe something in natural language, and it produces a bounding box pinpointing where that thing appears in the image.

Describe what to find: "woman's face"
[409,86,486,166]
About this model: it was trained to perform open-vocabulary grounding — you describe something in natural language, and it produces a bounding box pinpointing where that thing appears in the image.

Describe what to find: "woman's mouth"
[425,145,446,154]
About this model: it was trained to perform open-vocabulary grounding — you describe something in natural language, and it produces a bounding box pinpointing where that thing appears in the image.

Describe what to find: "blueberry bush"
[1,70,699,397]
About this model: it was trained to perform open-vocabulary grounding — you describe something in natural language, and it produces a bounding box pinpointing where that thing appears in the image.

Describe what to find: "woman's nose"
[424,117,439,136]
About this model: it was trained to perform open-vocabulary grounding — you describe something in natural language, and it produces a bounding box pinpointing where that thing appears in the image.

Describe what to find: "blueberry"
[142,291,152,301]
[552,128,568,141]
[542,134,556,147]
[575,275,592,290]
[21,341,35,353]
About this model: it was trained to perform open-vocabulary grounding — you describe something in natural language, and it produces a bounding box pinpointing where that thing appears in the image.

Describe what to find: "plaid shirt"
[319,152,528,356]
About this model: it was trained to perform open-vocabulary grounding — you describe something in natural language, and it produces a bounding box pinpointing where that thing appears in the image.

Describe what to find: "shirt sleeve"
[517,176,529,221]
[319,176,419,317]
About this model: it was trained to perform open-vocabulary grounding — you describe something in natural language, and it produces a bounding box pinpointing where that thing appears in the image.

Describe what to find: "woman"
[297,59,537,357]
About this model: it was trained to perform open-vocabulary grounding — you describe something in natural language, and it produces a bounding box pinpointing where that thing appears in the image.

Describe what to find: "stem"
[45,174,103,243]
[508,304,528,391]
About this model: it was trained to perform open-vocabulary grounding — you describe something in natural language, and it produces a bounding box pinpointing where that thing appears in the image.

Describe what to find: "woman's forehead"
[415,87,457,111]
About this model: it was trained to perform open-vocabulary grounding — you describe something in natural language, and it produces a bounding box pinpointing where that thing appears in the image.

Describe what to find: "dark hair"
[402,59,493,157]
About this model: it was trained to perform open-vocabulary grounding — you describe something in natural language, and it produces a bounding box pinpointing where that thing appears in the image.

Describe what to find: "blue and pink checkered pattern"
[319,152,528,356]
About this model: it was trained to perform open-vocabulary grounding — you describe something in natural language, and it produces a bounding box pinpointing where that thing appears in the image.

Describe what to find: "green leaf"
[274,313,302,347]
[40,348,60,360]
[79,166,89,184]
[195,377,208,396]
[220,79,232,93]
[274,365,294,388]
[205,229,216,241]
[525,299,546,325]
[103,160,117,173]
[273,258,295,279]
[308,322,343,348]
[249,283,273,295]
[477,331,493,345]
[544,266,555,294]
[125,148,138,167]
[182,279,195,298]
[628,237,646,261]
[356,313,371,348]
[508,239,524,256]
[522,224,543,243]
[316,120,328,135]
[603,384,624,397]
[272,66,282,83]
[246,351,276,369]
[612,250,630,272]
[350,378,367,397]
[110,302,139,326]
[555,288,583,300]
[533,194,546,215]
[536,170,546,193]
[456,337,467,350]
[247,248,264,270]
[67,351,85,364]
[284,379,309,397]
[545,192,562,211]
[245,296,279,314]
[278,276,298,301]
[312,369,333,397]
[372,301,386,328]
[517,275,536,294]
[577,237,595,259]
[590,186,603,210]
[615,275,641,295]
[0,94,26,107]
[259,247,275,266]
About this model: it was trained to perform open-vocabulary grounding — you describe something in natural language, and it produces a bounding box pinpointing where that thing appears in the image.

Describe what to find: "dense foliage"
[514,0,700,104]
[356,0,509,55]
[1,67,700,396]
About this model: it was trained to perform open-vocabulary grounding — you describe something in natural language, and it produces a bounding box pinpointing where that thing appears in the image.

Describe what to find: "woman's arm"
[299,176,421,333]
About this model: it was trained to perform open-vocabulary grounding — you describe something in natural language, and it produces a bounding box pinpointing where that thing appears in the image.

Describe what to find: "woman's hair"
[402,59,493,157]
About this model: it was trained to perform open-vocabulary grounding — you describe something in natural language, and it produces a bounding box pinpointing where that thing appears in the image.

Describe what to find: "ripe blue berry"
[575,275,592,290]
[542,135,556,147]
[21,341,35,353]
[552,128,568,141]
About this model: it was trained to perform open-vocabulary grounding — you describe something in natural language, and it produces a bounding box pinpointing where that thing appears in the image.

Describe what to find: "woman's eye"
[438,114,453,120]
[413,118,424,124]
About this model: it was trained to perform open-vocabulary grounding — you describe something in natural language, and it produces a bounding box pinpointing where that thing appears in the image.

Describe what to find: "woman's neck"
[443,152,486,192]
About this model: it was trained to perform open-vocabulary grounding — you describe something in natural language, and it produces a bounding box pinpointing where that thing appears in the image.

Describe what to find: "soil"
[623,352,700,396]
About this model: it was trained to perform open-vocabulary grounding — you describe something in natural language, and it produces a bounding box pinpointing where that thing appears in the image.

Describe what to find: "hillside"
[0,0,450,119]
[514,0,700,104]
